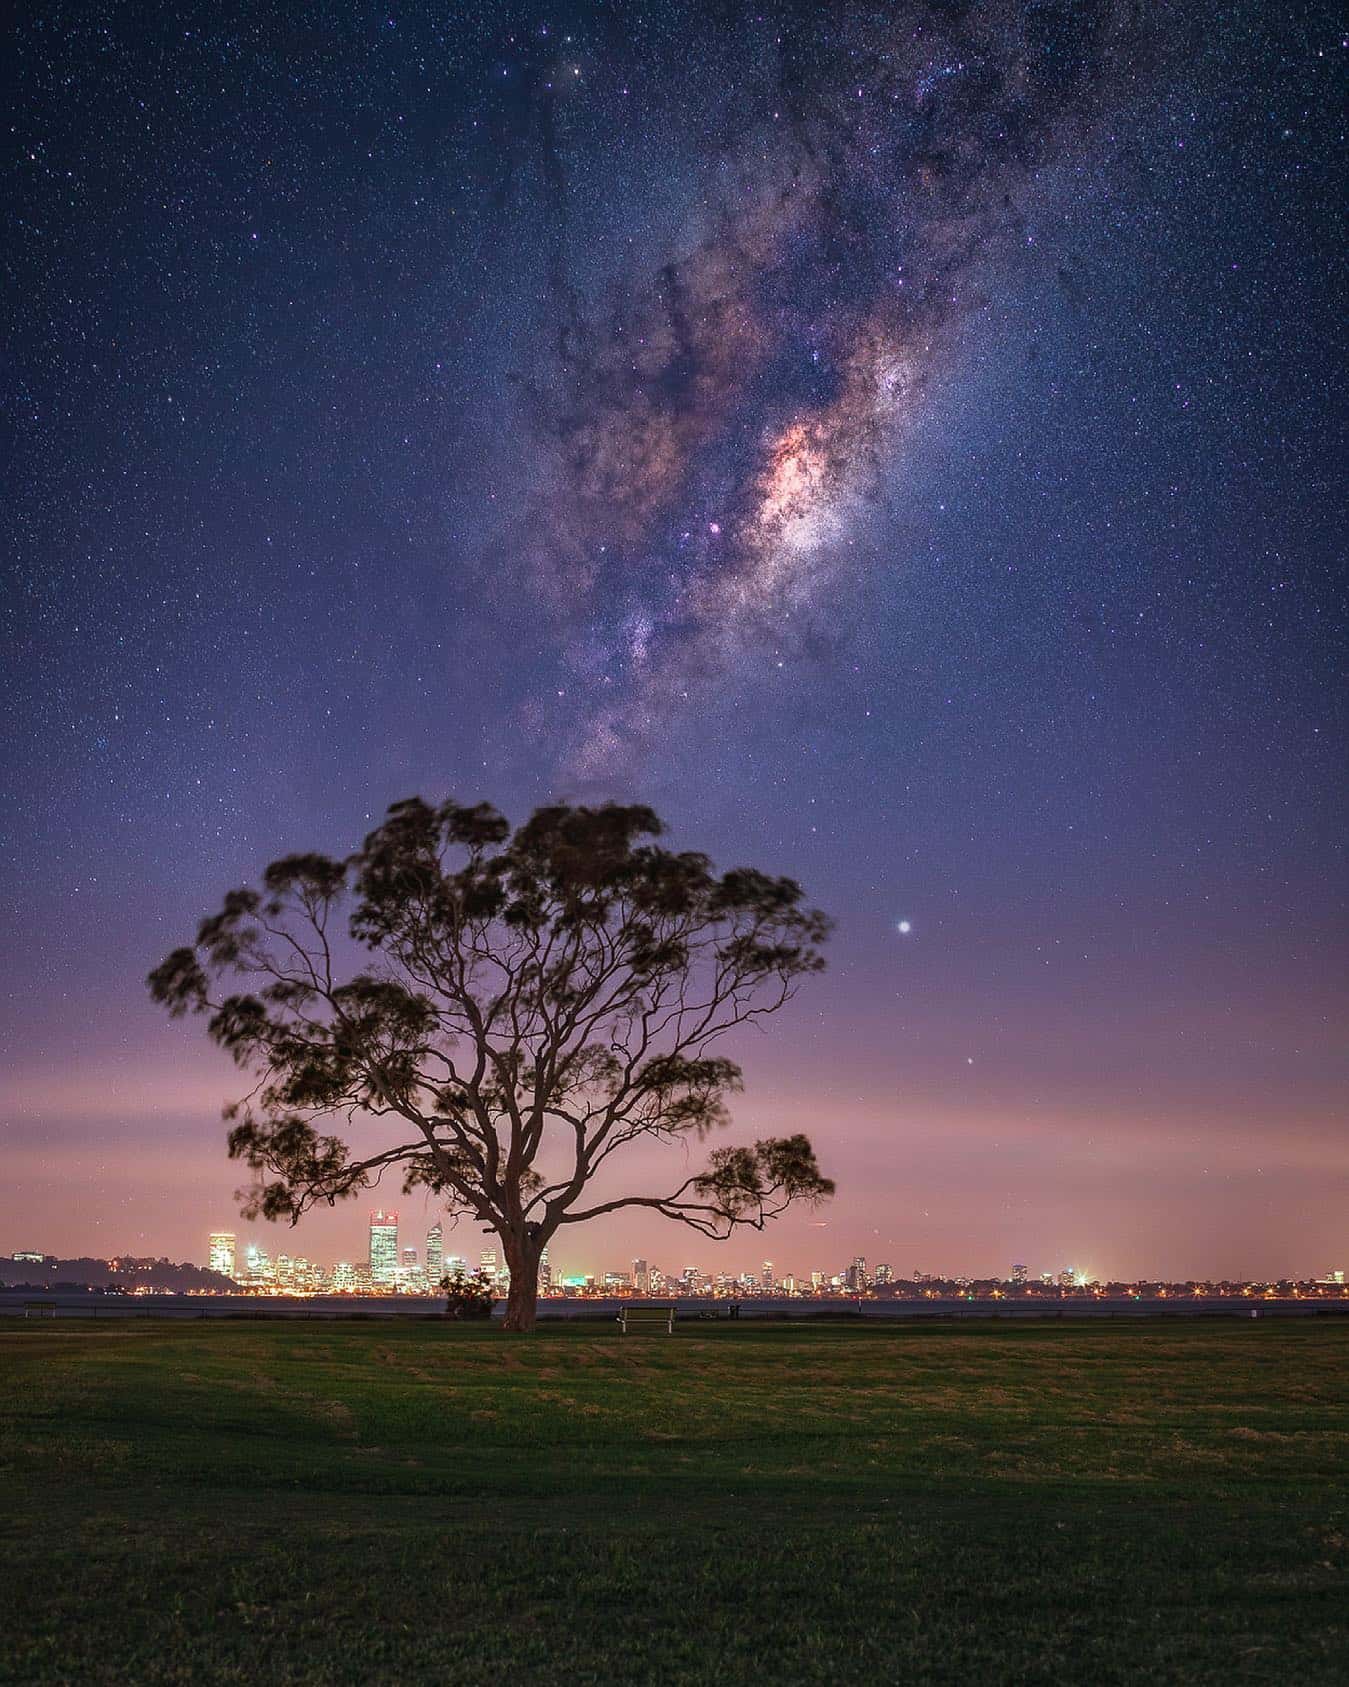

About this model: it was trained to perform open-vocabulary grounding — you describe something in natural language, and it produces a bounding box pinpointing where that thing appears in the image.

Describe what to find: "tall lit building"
[208,1232,236,1278]
[539,1246,552,1293]
[426,1223,443,1285]
[632,1257,649,1295]
[401,1247,418,1269]
[369,1211,399,1283]
[479,1248,499,1286]
[761,1261,774,1290]
[847,1256,868,1291]
[1011,1263,1028,1285]
[874,1262,893,1286]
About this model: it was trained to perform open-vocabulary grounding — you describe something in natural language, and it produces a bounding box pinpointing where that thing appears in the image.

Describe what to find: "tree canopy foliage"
[149,798,834,1328]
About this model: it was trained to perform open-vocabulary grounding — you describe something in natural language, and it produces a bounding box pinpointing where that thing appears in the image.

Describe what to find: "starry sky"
[3,2,1345,1281]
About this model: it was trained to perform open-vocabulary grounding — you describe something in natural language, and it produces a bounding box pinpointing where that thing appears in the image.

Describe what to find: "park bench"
[616,1303,676,1335]
[24,1302,56,1319]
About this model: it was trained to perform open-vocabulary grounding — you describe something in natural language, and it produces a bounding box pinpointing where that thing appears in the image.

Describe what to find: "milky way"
[504,2,1164,780]
[7,0,1343,1276]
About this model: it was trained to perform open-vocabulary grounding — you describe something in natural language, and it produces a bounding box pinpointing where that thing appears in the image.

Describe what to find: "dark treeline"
[0,1256,236,1293]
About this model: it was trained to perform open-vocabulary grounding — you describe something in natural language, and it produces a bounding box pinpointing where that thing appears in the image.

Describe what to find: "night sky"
[4,2,1344,1281]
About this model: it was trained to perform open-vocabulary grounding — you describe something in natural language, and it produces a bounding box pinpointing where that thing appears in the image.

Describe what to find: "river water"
[3,1291,1343,1321]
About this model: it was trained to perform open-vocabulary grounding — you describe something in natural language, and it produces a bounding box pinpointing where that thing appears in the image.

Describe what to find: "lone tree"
[149,799,834,1330]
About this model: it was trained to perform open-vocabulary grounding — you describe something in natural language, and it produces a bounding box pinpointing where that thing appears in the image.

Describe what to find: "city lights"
[7,1234,1346,1307]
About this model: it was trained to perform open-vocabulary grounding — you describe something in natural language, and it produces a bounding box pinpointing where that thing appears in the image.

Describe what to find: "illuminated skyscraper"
[401,1247,418,1268]
[426,1223,443,1284]
[208,1232,236,1278]
[479,1248,499,1286]
[539,1246,552,1293]
[1011,1263,1028,1285]
[369,1211,399,1283]
[761,1261,774,1289]
[632,1258,649,1295]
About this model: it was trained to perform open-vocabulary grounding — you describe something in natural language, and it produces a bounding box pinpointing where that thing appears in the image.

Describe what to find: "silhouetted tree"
[149,799,834,1330]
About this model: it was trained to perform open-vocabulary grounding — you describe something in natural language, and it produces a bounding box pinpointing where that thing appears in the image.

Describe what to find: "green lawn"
[2,1319,1346,1684]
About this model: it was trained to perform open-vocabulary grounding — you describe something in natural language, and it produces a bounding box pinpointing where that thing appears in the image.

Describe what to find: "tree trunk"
[500,1231,541,1333]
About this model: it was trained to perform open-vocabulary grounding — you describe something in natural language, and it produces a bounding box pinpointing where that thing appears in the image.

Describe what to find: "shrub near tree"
[440,1269,494,1320]
[149,799,834,1331]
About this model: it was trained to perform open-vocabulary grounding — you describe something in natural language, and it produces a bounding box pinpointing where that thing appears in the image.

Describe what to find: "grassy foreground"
[2,1319,1346,1684]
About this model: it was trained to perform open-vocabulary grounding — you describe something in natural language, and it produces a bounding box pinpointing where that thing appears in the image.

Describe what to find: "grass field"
[2,1319,1347,1684]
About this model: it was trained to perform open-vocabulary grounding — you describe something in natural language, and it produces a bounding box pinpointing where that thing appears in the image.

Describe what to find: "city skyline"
[7,1215,1343,1297]
[7,1230,1345,1302]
